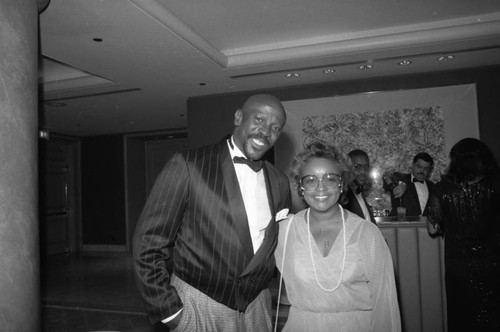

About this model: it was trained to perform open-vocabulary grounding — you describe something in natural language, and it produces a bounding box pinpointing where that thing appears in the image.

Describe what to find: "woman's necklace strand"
[306,207,346,292]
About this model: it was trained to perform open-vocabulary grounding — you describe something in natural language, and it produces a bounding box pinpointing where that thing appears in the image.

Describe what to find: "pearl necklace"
[306,206,346,292]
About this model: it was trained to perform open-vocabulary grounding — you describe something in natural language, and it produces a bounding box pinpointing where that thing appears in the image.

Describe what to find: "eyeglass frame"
[300,173,343,191]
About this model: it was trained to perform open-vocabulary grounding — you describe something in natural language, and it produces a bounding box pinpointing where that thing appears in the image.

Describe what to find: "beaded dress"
[426,176,500,331]
[275,209,401,332]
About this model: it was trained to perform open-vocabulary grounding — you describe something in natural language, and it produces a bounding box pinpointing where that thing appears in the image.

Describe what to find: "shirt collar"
[411,174,426,184]
[228,136,246,159]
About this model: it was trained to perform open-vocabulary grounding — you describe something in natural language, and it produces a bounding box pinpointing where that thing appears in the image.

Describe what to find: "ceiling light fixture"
[357,64,373,70]
[39,129,50,140]
[399,60,412,66]
[285,72,300,78]
[322,69,335,74]
[437,55,455,61]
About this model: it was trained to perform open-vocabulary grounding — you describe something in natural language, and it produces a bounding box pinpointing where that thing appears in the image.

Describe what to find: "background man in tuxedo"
[133,94,291,331]
[342,149,376,223]
[384,152,435,217]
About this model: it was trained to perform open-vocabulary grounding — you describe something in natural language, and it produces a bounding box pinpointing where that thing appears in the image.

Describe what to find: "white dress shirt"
[411,175,429,215]
[228,138,272,254]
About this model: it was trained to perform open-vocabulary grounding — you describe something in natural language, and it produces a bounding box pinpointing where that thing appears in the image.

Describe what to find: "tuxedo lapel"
[219,142,254,261]
[347,189,364,218]
[362,196,376,223]
[263,163,277,218]
[403,173,423,215]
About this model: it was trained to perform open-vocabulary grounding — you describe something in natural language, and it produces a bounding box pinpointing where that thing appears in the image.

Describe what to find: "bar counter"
[376,216,446,332]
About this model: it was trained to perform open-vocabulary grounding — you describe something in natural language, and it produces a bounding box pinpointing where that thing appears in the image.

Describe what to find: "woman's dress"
[275,209,401,332]
[426,177,500,331]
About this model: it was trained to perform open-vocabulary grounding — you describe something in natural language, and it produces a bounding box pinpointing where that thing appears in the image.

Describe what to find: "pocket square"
[275,208,289,221]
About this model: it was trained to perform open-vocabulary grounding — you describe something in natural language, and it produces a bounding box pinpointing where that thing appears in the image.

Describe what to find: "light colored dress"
[275,208,401,332]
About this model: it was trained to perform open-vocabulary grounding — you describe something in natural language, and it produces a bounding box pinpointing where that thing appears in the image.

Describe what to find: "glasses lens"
[301,175,319,191]
[323,173,341,188]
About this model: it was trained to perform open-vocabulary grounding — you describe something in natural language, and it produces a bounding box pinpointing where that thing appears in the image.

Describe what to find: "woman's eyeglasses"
[300,173,342,191]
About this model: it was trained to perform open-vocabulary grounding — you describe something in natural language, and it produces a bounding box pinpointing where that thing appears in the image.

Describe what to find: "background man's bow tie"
[412,178,424,183]
[233,156,263,172]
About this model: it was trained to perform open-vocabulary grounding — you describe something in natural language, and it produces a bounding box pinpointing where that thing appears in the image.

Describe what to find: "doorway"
[39,136,81,255]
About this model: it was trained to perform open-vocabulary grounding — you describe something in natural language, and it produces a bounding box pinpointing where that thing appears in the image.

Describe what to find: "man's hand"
[393,182,407,199]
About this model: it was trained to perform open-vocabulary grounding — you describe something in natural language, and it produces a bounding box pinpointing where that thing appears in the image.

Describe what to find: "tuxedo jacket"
[133,139,291,324]
[343,187,376,224]
[386,173,435,217]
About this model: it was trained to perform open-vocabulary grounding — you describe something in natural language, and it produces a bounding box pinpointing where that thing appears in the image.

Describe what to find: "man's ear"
[234,109,242,126]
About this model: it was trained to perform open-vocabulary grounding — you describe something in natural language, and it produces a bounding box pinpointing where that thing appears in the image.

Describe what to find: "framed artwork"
[276,84,479,212]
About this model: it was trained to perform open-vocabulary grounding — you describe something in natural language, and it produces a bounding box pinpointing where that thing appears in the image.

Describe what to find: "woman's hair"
[289,142,351,197]
[447,137,500,182]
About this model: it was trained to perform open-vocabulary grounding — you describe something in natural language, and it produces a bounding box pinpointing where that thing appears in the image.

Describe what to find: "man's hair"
[413,152,434,167]
[347,149,369,160]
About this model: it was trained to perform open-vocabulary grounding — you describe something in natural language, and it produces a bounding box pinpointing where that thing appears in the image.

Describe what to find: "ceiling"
[38,0,500,137]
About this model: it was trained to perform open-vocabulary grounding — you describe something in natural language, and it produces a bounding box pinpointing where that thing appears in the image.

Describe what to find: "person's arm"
[423,193,442,237]
[133,152,189,324]
[363,225,402,332]
[423,181,444,237]
[383,172,407,200]
[392,182,407,199]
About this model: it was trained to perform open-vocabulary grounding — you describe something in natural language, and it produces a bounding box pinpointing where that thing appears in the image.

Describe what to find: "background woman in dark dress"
[425,137,500,331]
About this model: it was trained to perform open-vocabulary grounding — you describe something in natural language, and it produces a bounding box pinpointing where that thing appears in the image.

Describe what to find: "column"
[0,1,40,331]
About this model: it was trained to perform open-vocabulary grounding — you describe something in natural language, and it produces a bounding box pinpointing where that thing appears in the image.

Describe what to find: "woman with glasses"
[275,142,401,331]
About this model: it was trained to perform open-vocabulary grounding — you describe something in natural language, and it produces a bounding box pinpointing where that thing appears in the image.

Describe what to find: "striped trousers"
[169,274,272,332]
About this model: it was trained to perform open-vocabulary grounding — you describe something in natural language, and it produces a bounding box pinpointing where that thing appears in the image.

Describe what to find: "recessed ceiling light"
[322,68,335,74]
[399,60,412,66]
[285,72,300,78]
[437,55,455,62]
[357,64,373,70]
[39,129,50,140]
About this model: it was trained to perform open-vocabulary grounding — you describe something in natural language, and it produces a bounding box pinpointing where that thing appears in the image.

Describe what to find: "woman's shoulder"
[278,210,306,232]
[344,209,366,226]
[344,209,382,237]
[281,210,305,225]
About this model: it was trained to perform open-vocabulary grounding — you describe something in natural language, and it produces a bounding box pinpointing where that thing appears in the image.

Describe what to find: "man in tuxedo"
[133,94,291,331]
[343,149,376,223]
[384,152,435,217]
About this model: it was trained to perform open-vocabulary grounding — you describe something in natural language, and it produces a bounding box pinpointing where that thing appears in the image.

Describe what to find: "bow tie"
[233,156,263,172]
[412,178,424,184]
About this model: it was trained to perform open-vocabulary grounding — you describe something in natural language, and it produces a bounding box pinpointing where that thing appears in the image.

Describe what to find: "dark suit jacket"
[385,173,434,217]
[342,187,376,224]
[133,139,291,324]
